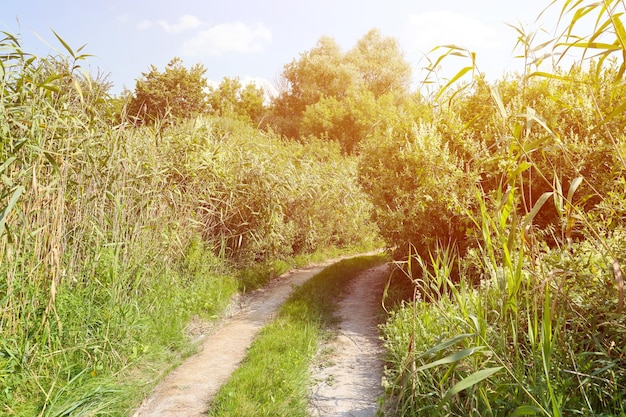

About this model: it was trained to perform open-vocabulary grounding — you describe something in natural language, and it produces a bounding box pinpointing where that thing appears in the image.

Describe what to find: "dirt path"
[131,255,376,417]
[309,263,390,417]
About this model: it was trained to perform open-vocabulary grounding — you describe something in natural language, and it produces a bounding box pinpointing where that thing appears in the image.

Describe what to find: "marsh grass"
[0,31,378,415]
[207,253,388,417]
[379,1,626,415]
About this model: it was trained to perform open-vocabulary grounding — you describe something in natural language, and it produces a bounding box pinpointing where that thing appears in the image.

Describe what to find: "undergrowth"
[0,31,378,415]
[374,1,626,415]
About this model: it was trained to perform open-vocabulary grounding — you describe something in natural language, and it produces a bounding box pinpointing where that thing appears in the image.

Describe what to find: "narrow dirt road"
[309,263,390,417]
[131,255,377,417]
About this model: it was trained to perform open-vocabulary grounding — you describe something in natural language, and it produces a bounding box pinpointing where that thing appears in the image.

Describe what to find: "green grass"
[368,2,626,415]
[235,243,383,292]
[207,253,388,417]
[0,29,380,415]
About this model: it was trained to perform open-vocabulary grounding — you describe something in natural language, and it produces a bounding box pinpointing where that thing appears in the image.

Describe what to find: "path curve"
[309,263,390,417]
[131,254,376,417]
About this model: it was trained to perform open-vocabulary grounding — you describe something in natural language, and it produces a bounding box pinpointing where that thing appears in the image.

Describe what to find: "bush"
[358,122,479,258]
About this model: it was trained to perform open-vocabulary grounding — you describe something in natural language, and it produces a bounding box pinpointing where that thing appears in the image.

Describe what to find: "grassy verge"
[207,253,388,417]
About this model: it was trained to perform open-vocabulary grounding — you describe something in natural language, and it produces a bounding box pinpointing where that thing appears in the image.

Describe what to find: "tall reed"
[379,1,626,415]
[0,31,378,415]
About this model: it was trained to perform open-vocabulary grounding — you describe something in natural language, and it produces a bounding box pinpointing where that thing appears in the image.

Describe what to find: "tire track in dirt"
[309,263,390,417]
[131,254,379,417]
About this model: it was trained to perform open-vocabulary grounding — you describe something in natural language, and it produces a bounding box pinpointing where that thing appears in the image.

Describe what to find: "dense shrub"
[358,122,481,258]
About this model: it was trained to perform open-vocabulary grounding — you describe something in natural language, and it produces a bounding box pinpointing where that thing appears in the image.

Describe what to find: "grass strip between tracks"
[207,253,388,417]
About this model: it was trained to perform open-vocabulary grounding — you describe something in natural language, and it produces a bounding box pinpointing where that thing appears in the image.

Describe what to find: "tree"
[127,57,208,124]
[207,77,266,124]
[268,29,413,152]
[270,36,354,138]
[346,29,412,98]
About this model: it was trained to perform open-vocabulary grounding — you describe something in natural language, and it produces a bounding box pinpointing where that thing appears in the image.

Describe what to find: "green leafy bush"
[359,122,479,258]
[376,1,626,415]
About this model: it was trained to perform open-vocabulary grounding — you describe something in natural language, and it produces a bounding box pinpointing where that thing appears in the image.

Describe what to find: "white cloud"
[158,14,201,34]
[403,11,499,54]
[183,22,272,56]
[137,19,152,30]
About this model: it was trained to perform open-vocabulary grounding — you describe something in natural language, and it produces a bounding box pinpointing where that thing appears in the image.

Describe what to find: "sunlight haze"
[1,1,564,94]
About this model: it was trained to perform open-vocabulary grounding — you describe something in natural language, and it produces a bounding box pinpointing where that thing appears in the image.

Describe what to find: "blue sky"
[1,1,572,95]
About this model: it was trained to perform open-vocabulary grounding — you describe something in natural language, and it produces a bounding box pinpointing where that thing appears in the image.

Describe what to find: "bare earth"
[309,263,390,417]
[131,254,382,417]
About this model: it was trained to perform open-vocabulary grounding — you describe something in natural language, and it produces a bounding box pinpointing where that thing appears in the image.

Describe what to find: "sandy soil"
[309,263,391,417]
[131,254,381,417]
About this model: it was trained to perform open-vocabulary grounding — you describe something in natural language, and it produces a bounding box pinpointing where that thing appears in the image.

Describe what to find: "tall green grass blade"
[418,333,476,359]
[51,29,75,58]
[521,191,553,230]
[512,405,544,416]
[439,366,503,407]
[566,176,583,203]
[0,156,16,174]
[553,175,564,217]
[516,107,558,140]
[610,12,626,48]
[528,71,574,82]
[436,66,473,101]
[415,347,484,373]
[489,84,508,122]
[560,41,621,51]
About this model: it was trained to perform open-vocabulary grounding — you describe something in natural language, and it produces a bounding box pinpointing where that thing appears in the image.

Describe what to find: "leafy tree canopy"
[207,77,266,125]
[127,57,208,124]
[269,29,413,151]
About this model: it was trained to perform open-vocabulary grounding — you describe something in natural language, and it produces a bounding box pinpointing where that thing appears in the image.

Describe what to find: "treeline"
[120,29,420,155]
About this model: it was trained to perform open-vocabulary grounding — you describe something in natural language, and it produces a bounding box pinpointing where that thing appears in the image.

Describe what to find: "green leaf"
[418,334,476,359]
[44,152,60,175]
[558,41,622,50]
[528,71,574,82]
[522,192,554,230]
[52,29,75,58]
[415,347,484,373]
[440,367,503,405]
[553,175,564,217]
[511,405,544,416]
[436,66,473,101]
[0,186,24,235]
[489,85,507,122]
[610,13,626,49]
[516,108,558,140]
[0,157,16,174]
[566,176,583,203]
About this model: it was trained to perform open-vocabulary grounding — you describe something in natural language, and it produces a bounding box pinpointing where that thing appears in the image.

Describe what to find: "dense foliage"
[206,77,265,125]
[0,32,377,415]
[3,0,626,414]
[268,29,415,153]
[370,1,626,415]
[126,57,208,123]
